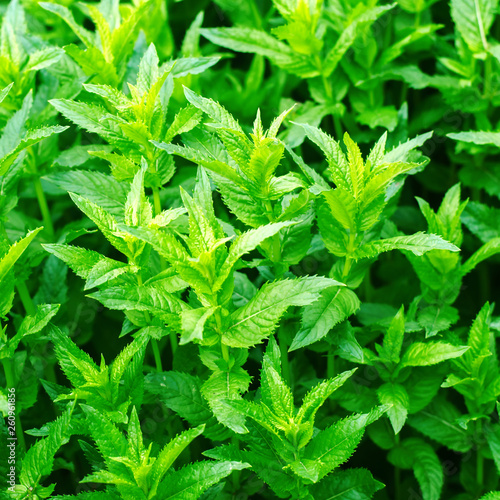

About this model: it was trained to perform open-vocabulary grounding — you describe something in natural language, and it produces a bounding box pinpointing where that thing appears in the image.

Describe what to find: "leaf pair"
[80,406,248,500]
[206,336,387,497]
[359,307,469,434]
[301,126,458,267]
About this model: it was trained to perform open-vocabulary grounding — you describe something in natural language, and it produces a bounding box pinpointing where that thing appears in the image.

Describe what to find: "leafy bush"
[2,0,500,498]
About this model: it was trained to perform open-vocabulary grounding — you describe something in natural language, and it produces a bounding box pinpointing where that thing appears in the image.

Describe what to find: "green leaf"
[145,371,228,440]
[450,0,497,53]
[25,47,64,72]
[304,406,386,480]
[310,468,385,500]
[49,99,125,146]
[357,106,399,132]
[462,201,500,243]
[89,281,188,320]
[390,438,443,500]
[465,302,492,362]
[201,366,251,433]
[384,131,434,162]
[479,493,500,500]
[46,171,129,218]
[323,5,395,76]
[448,130,500,147]
[81,405,127,467]
[156,460,249,499]
[401,342,469,367]
[0,125,69,176]
[153,142,246,188]
[214,221,295,291]
[290,287,360,351]
[408,397,473,452]
[20,403,74,490]
[379,306,405,364]
[124,159,153,227]
[201,28,317,77]
[0,83,13,104]
[170,57,221,78]
[223,277,342,348]
[164,104,203,142]
[323,188,357,231]
[417,305,459,338]
[485,423,500,474]
[299,123,351,192]
[297,369,356,424]
[69,193,130,256]
[42,244,107,280]
[180,306,217,344]
[9,304,60,352]
[40,2,94,47]
[136,43,159,93]
[50,326,100,390]
[461,238,500,275]
[184,87,244,134]
[355,233,460,259]
[377,383,410,434]
[109,334,148,400]
[260,339,294,423]
[0,227,42,283]
[0,90,32,158]
[149,425,206,496]
[84,259,131,290]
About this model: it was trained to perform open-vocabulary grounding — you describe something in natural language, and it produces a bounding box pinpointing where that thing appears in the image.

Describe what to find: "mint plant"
[205,337,386,499]
[40,0,151,88]
[3,0,500,498]
[0,0,64,120]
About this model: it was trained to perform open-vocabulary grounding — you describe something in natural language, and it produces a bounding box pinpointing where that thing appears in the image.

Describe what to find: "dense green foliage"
[2,0,500,498]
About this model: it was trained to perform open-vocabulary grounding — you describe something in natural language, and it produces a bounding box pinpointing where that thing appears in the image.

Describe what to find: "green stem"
[315,53,344,139]
[400,83,408,107]
[368,88,375,107]
[34,176,54,240]
[477,420,484,491]
[151,185,177,355]
[415,9,421,29]
[249,0,262,27]
[169,330,177,356]
[163,0,175,57]
[231,436,242,490]
[479,264,491,306]
[394,433,401,500]
[152,186,162,216]
[327,351,338,412]
[221,342,229,363]
[342,256,353,281]
[263,200,284,274]
[14,284,58,385]
[16,281,36,316]
[342,232,356,280]
[264,200,274,222]
[477,450,484,491]
[278,327,291,386]
[333,115,343,140]
[484,54,492,99]
[2,358,26,452]
[137,274,163,372]
[362,267,373,302]
[44,360,57,384]
[327,351,335,379]
[152,340,163,372]
[216,310,229,364]
[321,72,333,101]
